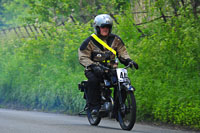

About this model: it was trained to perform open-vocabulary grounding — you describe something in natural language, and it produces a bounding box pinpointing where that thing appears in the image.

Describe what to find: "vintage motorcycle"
[78,63,136,131]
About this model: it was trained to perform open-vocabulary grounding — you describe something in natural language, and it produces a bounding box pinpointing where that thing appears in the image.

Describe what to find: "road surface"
[0,109,197,133]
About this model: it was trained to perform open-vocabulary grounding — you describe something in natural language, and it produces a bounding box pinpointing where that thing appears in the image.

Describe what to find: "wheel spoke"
[118,91,136,130]
[122,93,132,125]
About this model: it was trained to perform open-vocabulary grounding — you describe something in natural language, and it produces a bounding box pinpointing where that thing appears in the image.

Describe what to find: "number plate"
[116,68,128,82]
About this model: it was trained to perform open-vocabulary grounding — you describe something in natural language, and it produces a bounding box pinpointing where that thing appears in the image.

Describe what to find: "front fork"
[116,82,135,113]
[116,82,126,113]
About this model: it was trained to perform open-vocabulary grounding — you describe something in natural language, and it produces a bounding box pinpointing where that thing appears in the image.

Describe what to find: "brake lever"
[124,64,131,69]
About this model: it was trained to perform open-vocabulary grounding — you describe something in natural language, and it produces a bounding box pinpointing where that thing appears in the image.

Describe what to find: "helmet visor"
[100,24,112,29]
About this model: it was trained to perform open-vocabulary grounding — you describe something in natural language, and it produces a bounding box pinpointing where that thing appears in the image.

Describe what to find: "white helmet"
[93,14,113,34]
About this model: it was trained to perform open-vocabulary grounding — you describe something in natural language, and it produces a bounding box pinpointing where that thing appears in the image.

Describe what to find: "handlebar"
[99,63,132,70]
[124,63,132,69]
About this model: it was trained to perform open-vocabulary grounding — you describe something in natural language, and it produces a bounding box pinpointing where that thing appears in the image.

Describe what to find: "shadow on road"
[96,125,150,133]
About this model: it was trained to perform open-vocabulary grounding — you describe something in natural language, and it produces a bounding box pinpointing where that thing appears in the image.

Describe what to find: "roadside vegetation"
[0,0,199,129]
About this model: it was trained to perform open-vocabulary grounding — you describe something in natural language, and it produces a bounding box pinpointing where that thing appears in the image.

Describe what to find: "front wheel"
[118,91,136,130]
[87,109,101,126]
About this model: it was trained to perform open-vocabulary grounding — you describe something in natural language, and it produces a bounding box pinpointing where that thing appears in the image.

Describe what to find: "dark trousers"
[85,70,102,109]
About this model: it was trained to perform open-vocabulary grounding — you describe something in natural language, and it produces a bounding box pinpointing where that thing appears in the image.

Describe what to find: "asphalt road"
[0,109,198,133]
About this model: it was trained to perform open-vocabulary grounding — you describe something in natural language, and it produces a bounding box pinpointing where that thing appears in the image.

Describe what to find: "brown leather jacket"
[78,33,130,68]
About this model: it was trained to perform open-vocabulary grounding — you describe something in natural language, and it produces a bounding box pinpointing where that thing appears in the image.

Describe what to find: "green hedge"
[116,13,200,128]
[0,23,93,112]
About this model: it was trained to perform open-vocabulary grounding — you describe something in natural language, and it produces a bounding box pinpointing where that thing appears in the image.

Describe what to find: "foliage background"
[0,0,200,130]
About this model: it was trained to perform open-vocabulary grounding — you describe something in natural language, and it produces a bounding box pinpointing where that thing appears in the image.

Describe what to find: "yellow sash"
[91,33,116,56]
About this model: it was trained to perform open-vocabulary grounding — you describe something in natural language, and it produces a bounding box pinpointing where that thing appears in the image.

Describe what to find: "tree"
[0,0,30,27]
[25,0,79,24]
[0,0,6,27]
[191,0,200,18]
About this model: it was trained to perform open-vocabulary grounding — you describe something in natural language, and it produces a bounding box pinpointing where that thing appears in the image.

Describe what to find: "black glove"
[90,64,104,76]
[126,59,139,69]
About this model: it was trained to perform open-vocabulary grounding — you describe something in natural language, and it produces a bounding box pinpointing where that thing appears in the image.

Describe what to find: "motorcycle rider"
[78,14,138,114]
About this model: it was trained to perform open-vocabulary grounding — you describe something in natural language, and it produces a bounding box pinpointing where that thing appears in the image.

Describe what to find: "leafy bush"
[0,22,93,113]
[116,12,200,128]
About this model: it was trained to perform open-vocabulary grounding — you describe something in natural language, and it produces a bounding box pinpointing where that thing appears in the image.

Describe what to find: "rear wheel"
[118,91,136,130]
[87,109,101,126]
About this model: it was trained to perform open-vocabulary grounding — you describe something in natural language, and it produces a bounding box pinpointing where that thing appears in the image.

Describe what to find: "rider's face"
[100,27,109,36]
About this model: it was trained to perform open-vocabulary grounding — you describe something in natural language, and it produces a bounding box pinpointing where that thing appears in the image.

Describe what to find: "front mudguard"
[127,85,136,92]
[121,83,136,92]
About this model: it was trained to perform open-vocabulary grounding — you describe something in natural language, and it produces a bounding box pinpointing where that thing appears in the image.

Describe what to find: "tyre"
[87,109,101,126]
[118,91,136,130]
